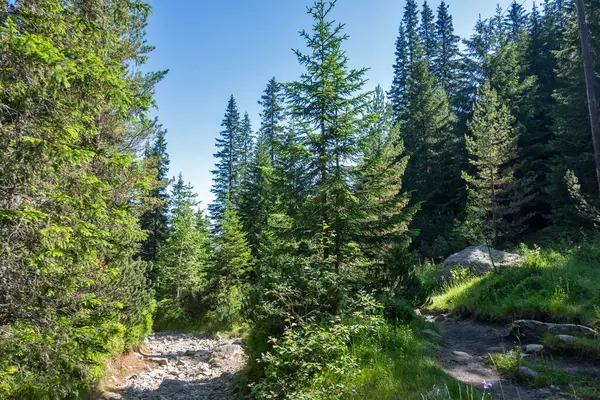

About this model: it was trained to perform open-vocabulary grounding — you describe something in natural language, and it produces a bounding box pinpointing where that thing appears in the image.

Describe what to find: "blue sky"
[144,0,533,208]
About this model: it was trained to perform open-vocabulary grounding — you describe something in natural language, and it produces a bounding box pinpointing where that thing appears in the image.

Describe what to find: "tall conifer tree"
[210,95,242,221]
[287,0,369,270]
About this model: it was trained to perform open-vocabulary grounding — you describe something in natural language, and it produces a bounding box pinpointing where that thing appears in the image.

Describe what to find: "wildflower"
[482,380,493,390]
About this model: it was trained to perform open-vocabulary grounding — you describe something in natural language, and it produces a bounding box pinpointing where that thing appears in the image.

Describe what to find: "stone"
[451,350,472,359]
[512,320,597,340]
[556,334,577,342]
[213,344,243,358]
[437,246,524,280]
[149,357,168,366]
[420,329,443,341]
[524,344,544,353]
[231,338,242,346]
[519,366,538,380]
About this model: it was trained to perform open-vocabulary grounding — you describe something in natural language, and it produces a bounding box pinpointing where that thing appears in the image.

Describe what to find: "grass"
[428,244,600,327]
[487,350,600,399]
[542,334,600,360]
[343,322,492,400]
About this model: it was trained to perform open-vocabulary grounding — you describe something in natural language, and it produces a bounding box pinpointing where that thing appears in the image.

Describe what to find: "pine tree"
[157,174,210,300]
[287,0,369,270]
[140,122,170,265]
[463,81,528,245]
[210,95,242,221]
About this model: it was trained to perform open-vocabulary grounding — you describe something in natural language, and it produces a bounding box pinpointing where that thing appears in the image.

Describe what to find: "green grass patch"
[429,244,600,326]
[345,323,490,400]
[487,350,600,399]
[542,335,600,360]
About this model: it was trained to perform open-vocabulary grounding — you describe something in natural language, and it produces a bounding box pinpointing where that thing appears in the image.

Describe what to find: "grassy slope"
[429,244,600,327]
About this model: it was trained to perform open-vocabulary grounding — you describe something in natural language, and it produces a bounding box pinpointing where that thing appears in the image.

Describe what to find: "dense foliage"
[0,0,164,397]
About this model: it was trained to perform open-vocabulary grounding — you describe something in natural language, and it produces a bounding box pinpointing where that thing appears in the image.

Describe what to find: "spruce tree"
[548,0,600,225]
[140,122,170,265]
[433,1,461,100]
[389,22,409,123]
[210,95,242,221]
[404,0,421,66]
[157,174,210,300]
[463,81,528,244]
[209,205,254,327]
[504,2,529,41]
[287,0,369,270]
[420,1,436,69]
[354,86,418,272]
[258,77,286,163]
[401,40,458,254]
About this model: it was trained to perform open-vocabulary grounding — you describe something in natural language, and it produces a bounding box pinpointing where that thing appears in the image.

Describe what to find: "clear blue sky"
[144,0,533,208]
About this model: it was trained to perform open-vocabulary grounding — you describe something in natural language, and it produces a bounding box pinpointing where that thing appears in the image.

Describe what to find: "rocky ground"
[100,333,245,400]
[429,315,600,400]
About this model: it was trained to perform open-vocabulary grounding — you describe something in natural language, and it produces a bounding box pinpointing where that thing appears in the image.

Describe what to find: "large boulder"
[437,246,524,280]
[511,320,598,340]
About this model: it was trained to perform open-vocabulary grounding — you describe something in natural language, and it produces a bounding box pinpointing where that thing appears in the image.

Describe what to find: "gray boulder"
[519,366,539,380]
[512,320,597,340]
[437,246,524,279]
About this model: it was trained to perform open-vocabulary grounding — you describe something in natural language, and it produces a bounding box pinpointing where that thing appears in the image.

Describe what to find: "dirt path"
[433,318,561,400]
[100,332,245,400]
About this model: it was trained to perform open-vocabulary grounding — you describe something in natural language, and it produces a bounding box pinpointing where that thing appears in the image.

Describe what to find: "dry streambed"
[100,333,245,400]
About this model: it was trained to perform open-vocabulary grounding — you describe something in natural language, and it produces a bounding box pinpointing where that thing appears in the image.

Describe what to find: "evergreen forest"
[2,0,600,399]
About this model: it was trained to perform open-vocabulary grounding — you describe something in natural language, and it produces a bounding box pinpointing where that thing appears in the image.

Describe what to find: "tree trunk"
[575,0,600,196]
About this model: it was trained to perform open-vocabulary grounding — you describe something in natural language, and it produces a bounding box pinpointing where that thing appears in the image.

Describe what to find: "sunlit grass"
[428,244,600,327]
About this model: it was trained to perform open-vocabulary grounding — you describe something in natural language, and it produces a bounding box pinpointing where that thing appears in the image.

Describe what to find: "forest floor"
[429,314,600,400]
[97,332,245,400]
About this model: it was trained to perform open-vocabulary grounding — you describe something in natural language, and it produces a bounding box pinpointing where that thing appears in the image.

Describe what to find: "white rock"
[438,246,524,279]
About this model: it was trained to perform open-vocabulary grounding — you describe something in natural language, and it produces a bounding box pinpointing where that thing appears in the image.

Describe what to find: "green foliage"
[207,206,254,329]
[0,0,161,396]
[462,81,528,245]
[156,174,211,301]
[430,243,600,325]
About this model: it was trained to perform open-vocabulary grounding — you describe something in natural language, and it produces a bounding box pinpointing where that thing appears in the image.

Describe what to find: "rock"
[420,329,443,341]
[149,357,169,366]
[524,344,544,353]
[437,246,524,279]
[231,338,242,346]
[512,320,597,340]
[556,334,577,342]
[451,350,472,359]
[213,344,243,358]
[519,366,539,380]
